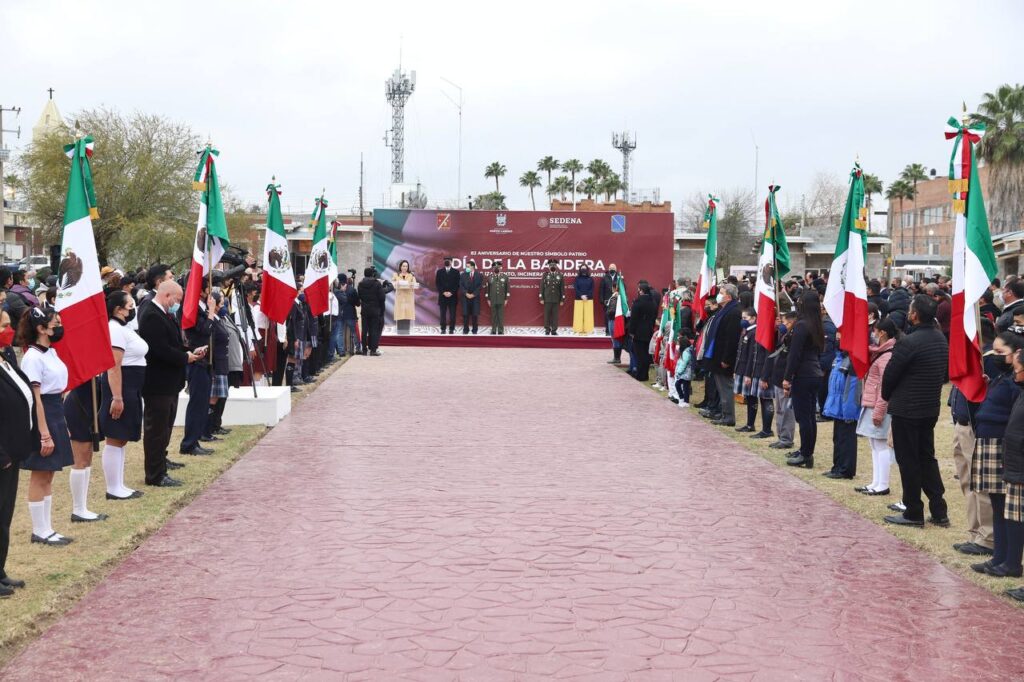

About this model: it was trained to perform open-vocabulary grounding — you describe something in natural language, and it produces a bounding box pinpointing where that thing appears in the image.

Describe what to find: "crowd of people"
[608,269,1024,604]
[0,256,397,598]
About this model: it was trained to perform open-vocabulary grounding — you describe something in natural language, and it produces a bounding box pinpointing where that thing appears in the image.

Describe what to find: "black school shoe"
[954,542,993,556]
[884,515,924,527]
[750,431,773,439]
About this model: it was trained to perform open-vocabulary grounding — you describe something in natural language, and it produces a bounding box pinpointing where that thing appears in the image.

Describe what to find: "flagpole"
[769,186,781,324]
[961,105,987,376]
[205,144,215,379]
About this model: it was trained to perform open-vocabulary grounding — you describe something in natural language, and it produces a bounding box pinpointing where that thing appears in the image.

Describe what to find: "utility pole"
[358,153,365,225]
[440,77,463,208]
[0,104,23,255]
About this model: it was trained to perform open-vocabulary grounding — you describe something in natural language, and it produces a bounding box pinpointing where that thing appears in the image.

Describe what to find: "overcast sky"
[3,0,1023,218]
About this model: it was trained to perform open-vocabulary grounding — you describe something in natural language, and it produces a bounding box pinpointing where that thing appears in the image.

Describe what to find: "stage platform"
[379,328,609,349]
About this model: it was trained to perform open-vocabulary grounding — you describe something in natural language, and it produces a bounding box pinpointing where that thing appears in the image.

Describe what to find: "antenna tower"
[611,131,637,197]
[384,66,416,184]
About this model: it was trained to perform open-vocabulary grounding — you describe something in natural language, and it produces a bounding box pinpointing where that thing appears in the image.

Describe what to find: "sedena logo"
[538,216,581,228]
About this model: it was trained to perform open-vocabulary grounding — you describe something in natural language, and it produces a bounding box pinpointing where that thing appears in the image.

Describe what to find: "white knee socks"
[70,468,99,519]
[102,445,135,497]
[869,438,893,491]
[28,500,47,538]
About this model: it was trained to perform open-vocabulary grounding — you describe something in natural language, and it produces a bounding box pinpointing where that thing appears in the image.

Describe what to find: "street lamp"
[928,229,935,271]
[440,77,463,209]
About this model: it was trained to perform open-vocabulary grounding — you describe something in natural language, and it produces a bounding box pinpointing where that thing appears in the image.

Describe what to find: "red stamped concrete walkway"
[5,347,1024,680]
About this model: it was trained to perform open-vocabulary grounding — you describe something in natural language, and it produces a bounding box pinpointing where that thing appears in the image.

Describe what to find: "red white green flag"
[694,194,718,321]
[754,185,790,352]
[947,115,998,402]
[823,163,870,378]
[612,276,630,340]
[303,193,331,316]
[328,219,340,286]
[52,136,114,390]
[260,179,297,324]
[182,146,229,329]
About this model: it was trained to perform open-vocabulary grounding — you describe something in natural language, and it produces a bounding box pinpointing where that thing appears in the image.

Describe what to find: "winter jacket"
[735,325,757,379]
[886,287,912,331]
[936,296,951,338]
[860,338,896,425]
[628,292,658,341]
[881,323,949,419]
[784,319,824,381]
[770,327,792,388]
[823,354,861,422]
[676,347,695,381]
[1002,389,1024,484]
[868,294,889,317]
[819,317,838,375]
[974,369,1021,439]
[997,299,1024,332]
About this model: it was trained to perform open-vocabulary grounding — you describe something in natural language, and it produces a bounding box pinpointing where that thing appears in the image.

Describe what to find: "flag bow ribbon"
[702,194,719,229]
[63,136,99,219]
[192,146,220,191]
[946,116,986,205]
[764,185,781,234]
[266,182,281,198]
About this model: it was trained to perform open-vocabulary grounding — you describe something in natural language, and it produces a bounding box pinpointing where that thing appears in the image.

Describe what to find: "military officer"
[485,262,511,335]
[538,259,565,335]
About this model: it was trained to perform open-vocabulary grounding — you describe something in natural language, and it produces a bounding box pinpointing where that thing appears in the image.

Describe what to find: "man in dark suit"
[459,259,484,334]
[139,281,203,487]
[600,264,623,360]
[435,257,460,334]
[357,267,387,355]
[628,281,658,382]
[708,283,742,426]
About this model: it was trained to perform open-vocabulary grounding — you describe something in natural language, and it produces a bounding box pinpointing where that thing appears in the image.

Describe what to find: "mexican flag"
[612,276,630,340]
[182,146,229,329]
[52,136,114,390]
[260,180,297,324]
[947,116,998,402]
[665,299,682,373]
[303,194,330,316]
[754,185,790,352]
[328,220,340,286]
[694,194,718,321]
[823,164,869,378]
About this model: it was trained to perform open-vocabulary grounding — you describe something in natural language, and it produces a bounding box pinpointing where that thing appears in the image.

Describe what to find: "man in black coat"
[357,267,389,355]
[435,257,460,334]
[996,279,1024,332]
[459,260,484,334]
[628,282,657,382]
[708,284,742,426]
[139,281,203,487]
[881,294,950,527]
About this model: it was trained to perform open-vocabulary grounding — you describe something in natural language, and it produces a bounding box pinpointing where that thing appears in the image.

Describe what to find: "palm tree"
[484,162,507,193]
[601,173,623,202]
[555,176,574,201]
[885,179,915,254]
[578,177,599,200]
[862,173,883,232]
[900,163,929,255]
[972,84,1024,234]
[519,171,542,210]
[587,159,612,179]
[537,156,560,204]
[561,159,583,206]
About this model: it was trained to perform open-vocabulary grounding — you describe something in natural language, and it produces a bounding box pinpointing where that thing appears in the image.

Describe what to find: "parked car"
[14,255,50,271]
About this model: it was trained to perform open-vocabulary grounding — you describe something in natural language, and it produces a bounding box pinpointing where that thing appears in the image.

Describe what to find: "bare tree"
[806,171,846,225]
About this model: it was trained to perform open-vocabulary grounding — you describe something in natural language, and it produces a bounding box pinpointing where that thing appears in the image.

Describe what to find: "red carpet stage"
[380,332,609,349]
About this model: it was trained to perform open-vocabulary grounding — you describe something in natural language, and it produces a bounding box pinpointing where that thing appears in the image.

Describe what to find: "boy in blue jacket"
[823,349,861,479]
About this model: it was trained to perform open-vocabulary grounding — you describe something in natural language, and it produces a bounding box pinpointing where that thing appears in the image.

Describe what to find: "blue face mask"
[169,302,181,315]
[298,294,306,303]
[741,319,751,329]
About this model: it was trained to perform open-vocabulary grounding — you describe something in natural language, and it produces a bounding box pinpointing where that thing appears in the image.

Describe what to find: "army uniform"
[539,266,565,335]
[485,271,511,334]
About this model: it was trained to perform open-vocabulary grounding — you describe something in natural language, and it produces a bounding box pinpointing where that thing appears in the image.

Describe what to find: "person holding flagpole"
[783,291,826,469]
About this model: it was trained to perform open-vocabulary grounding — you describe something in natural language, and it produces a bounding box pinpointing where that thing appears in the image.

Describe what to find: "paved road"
[5,347,1024,680]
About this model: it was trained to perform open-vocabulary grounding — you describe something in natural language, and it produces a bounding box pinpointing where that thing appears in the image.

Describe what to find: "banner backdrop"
[373,209,674,328]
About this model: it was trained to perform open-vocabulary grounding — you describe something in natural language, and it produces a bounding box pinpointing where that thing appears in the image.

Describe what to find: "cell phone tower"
[611,131,636,197]
[384,66,416,184]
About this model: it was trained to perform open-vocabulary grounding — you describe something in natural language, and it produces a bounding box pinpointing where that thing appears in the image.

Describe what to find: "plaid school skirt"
[211,373,229,399]
[970,437,1005,495]
[1006,482,1024,523]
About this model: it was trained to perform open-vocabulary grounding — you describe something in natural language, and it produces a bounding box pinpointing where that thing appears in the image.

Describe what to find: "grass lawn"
[0,357,346,664]
[641,370,1024,607]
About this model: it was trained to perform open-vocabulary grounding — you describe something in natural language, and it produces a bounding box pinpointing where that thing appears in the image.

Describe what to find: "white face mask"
[716,293,725,304]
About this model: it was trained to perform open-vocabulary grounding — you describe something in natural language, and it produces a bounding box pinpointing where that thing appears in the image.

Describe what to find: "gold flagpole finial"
[73,120,84,140]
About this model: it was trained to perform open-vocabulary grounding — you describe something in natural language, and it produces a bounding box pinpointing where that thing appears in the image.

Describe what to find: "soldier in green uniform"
[485,262,511,335]
[539,259,565,335]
